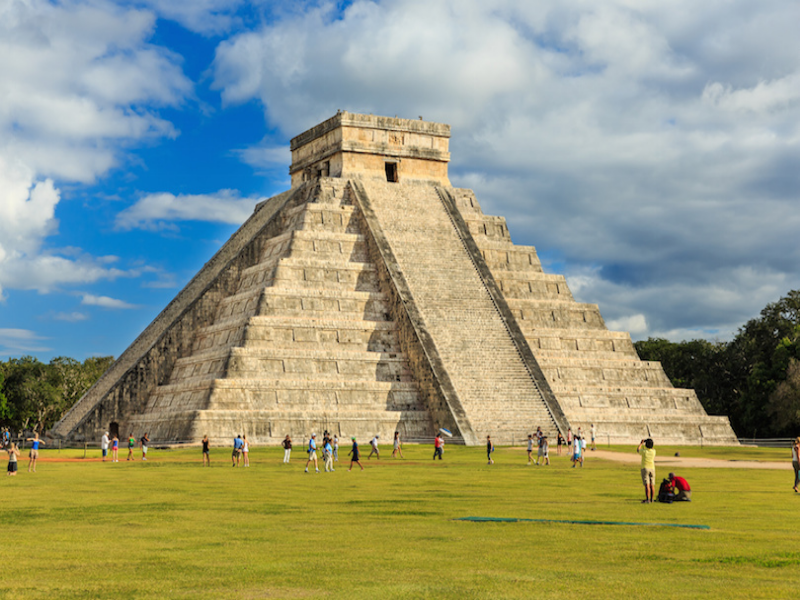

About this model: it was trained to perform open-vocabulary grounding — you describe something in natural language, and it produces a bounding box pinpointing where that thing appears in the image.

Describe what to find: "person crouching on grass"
[348,437,364,471]
[637,438,656,503]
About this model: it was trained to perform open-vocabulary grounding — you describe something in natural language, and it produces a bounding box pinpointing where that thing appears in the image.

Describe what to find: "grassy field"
[2,444,799,599]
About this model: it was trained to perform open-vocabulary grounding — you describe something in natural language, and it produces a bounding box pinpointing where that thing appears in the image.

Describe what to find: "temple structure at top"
[53,111,738,446]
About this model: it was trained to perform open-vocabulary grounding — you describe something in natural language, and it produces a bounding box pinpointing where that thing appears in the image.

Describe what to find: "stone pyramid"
[53,112,738,446]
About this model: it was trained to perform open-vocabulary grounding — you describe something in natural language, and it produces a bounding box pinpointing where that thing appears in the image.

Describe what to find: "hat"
[311,433,316,437]
[351,437,356,440]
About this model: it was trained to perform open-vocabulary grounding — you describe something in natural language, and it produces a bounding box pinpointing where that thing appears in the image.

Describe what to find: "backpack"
[657,479,674,503]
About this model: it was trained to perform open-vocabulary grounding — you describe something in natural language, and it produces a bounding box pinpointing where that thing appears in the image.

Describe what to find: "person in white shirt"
[526,434,534,465]
[368,435,380,459]
[590,424,597,451]
[100,432,109,462]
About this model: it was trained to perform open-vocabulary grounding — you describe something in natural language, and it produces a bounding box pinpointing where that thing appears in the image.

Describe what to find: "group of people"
[99,431,150,462]
[637,438,692,503]
[5,432,45,475]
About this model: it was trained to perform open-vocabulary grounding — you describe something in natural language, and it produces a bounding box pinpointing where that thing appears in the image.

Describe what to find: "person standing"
[556,432,564,456]
[536,435,547,466]
[571,436,582,468]
[232,435,243,467]
[348,437,364,471]
[100,431,110,462]
[333,435,339,462]
[282,435,292,464]
[368,435,380,459]
[637,438,656,503]
[6,443,20,476]
[581,436,587,463]
[792,437,800,493]
[540,436,550,466]
[433,433,444,460]
[111,434,119,462]
[590,424,597,451]
[304,434,319,473]
[566,428,572,449]
[140,432,150,461]
[242,435,250,467]
[202,435,210,466]
[26,433,45,473]
[486,435,494,465]
[392,431,404,459]
[127,433,135,461]
[526,434,534,465]
[324,438,334,472]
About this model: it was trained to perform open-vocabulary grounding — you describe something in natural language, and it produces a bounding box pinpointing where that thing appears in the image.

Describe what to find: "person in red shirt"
[668,473,692,501]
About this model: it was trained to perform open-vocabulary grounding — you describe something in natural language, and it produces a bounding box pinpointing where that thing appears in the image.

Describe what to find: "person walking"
[324,438,334,472]
[333,435,339,462]
[6,443,20,476]
[540,436,550,466]
[637,438,656,503]
[368,435,380,459]
[26,433,45,473]
[282,435,292,464]
[571,436,582,468]
[792,437,800,493]
[111,434,119,462]
[101,431,110,462]
[304,434,319,473]
[557,432,564,456]
[433,433,444,460]
[526,434,534,465]
[590,424,597,451]
[140,432,150,461]
[231,435,243,467]
[242,435,250,467]
[127,433,135,461]
[392,431,404,459]
[486,435,494,465]
[202,435,210,466]
[348,437,364,471]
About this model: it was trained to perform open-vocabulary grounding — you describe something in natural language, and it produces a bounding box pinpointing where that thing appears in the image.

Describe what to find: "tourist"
[127,433,135,461]
[792,437,800,493]
[282,435,292,464]
[368,434,380,459]
[536,426,543,442]
[668,472,692,501]
[242,434,250,467]
[333,435,339,462]
[392,431,404,459]
[540,436,550,466]
[140,432,149,461]
[571,435,582,468]
[637,438,656,503]
[566,428,572,448]
[202,435,210,466]
[590,423,597,451]
[111,434,119,462]
[348,437,364,471]
[2,428,9,448]
[527,434,534,465]
[433,433,444,460]
[100,431,109,462]
[232,435,243,467]
[304,434,319,473]
[581,436,587,462]
[6,443,20,476]
[556,432,564,456]
[26,432,45,473]
[487,435,494,465]
[324,437,334,472]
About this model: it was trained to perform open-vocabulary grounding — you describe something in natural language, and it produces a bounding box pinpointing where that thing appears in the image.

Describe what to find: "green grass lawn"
[3,444,799,599]
[600,443,792,462]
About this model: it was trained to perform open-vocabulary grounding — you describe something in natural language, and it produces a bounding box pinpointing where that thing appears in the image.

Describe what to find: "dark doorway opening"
[385,162,398,182]
[109,422,120,439]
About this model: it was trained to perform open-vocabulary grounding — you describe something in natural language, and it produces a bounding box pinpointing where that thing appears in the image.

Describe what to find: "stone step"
[242,317,401,352]
[256,287,390,321]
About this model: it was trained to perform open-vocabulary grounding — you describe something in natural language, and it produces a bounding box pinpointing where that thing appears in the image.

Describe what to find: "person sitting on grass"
[348,437,364,471]
[668,473,692,501]
[637,438,656,503]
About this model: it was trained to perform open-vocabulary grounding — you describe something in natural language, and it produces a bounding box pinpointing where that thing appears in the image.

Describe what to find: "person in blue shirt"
[26,432,45,473]
[348,437,364,471]
[323,438,334,472]
[304,434,319,473]
[231,435,243,467]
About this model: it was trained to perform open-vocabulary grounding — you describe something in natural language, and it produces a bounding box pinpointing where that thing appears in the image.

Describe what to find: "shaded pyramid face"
[55,112,738,446]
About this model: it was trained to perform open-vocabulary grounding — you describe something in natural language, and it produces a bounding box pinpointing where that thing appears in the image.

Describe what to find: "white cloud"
[115,190,259,231]
[81,294,138,310]
[211,0,800,340]
[52,312,90,322]
[136,0,244,35]
[0,0,192,297]
[0,329,50,354]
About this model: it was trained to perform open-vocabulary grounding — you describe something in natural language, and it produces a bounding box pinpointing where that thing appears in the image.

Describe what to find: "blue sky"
[2,0,800,360]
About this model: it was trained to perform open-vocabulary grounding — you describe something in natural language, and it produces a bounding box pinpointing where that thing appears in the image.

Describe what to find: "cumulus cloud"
[0,329,49,355]
[115,190,260,231]
[0,0,192,297]
[212,0,800,340]
[81,294,138,310]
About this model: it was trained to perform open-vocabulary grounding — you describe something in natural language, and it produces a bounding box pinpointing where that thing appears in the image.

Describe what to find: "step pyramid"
[53,112,737,446]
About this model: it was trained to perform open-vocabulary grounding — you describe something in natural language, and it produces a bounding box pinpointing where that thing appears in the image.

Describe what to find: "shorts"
[102,449,108,457]
[142,446,148,454]
[641,468,655,486]
[232,449,240,457]
[537,448,544,456]
[8,461,17,473]
[573,452,581,461]
[30,449,39,459]
[308,451,317,460]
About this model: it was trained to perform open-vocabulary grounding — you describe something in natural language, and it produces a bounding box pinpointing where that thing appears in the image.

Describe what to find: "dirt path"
[590,449,792,470]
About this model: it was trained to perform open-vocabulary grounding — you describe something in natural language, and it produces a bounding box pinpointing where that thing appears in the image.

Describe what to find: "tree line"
[0,356,114,435]
[635,290,800,439]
